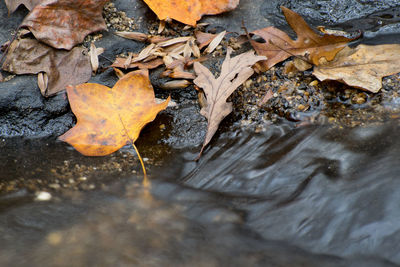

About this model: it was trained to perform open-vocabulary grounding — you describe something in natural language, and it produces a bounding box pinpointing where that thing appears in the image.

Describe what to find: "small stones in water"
[352,93,367,104]
[47,232,63,245]
[35,191,52,201]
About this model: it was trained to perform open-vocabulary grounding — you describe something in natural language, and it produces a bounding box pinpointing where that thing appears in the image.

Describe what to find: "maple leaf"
[58,70,170,156]
[193,48,265,156]
[142,0,239,26]
[313,44,400,93]
[1,38,91,96]
[250,6,357,71]
[4,0,42,13]
[21,0,109,50]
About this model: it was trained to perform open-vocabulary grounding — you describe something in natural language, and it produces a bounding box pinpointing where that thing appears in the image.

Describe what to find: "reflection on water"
[1,122,400,266]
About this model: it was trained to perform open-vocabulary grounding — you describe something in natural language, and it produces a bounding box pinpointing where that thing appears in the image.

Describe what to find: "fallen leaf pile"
[249,6,400,93]
[112,29,227,89]
[59,70,169,156]
[2,1,400,166]
[193,48,265,156]
[142,0,239,26]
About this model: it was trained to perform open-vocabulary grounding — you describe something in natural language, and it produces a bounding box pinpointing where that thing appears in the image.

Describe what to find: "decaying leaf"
[142,0,239,26]
[37,72,48,94]
[4,0,42,13]
[89,42,104,74]
[157,36,192,48]
[160,80,191,90]
[193,48,266,156]
[111,57,164,70]
[2,38,91,96]
[114,31,171,44]
[195,31,217,49]
[204,31,226,54]
[158,20,166,34]
[250,6,357,71]
[313,44,400,93]
[115,31,148,42]
[59,70,170,156]
[21,0,109,50]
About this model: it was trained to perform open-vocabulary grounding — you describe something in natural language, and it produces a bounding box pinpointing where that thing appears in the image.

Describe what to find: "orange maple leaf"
[143,0,239,26]
[59,70,170,156]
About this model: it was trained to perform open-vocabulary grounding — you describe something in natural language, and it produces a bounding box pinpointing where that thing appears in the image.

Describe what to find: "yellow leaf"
[59,70,169,156]
[142,0,239,26]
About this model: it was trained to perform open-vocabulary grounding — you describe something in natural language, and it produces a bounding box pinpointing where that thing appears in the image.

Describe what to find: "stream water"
[1,120,400,266]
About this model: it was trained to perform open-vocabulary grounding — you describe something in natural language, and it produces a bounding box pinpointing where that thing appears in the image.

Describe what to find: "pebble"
[35,191,52,201]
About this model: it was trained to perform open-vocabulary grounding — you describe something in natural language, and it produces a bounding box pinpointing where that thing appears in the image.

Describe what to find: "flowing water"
[1,120,400,266]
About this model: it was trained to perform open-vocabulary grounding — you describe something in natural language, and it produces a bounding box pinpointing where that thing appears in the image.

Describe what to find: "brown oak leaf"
[21,0,109,50]
[250,6,357,71]
[193,48,265,156]
[59,70,170,156]
[2,38,91,96]
[313,44,400,93]
[142,0,239,26]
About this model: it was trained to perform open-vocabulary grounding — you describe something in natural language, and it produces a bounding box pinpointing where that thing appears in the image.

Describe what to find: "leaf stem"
[132,142,147,177]
[118,114,147,177]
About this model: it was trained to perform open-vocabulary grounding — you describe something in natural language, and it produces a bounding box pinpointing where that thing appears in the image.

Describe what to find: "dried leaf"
[158,20,166,34]
[4,0,42,13]
[142,0,239,26]
[59,70,170,156]
[123,53,133,69]
[204,31,226,54]
[258,88,273,106]
[157,37,191,48]
[21,0,109,50]
[195,31,217,49]
[37,72,48,94]
[183,41,193,58]
[132,43,156,62]
[89,42,104,74]
[169,68,196,79]
[193,48,266,156]
[115,31,148,42]
[163,55,174,66]
[190,39,201,58]
[250,6,357,71]
[313,44,400,93]
[111,57,164,70]
[113,67,124,78]
[160,80,191,90]
[148,35,171,44]
[2,38,91,96]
